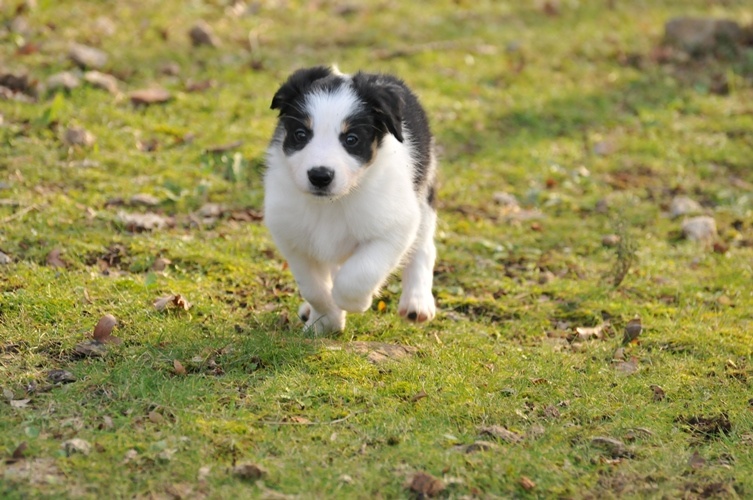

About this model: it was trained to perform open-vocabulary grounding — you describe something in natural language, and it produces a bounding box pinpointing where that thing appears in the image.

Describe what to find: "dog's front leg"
[286,253,345,334]
[333,239,405,313]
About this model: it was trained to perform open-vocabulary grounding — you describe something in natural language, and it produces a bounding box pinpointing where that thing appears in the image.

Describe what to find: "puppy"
[264,66,437,334]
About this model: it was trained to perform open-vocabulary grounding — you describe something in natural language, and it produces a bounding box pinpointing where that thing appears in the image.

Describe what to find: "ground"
[1,0,752,498]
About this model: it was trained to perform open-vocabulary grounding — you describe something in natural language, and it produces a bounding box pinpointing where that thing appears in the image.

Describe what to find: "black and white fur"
[264,66,437,334]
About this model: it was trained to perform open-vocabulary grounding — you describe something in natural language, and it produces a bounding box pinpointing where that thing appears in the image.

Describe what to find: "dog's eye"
[344,133,359,147]
[293,128,309,142]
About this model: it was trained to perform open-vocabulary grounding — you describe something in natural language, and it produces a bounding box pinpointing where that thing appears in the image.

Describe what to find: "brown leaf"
[61,438,91,456]
[9,442,28,463]
[232,463,267,481]
[189,21,220,47]
[688,451,706,469]
[650,384,666,402]
[118,211,173,232]
[519,475,536,491]
[456,440,499,454]
[154,294,192,312]
[63,127,96,147]
[47,369,76,384]
[173,359,187,376]
[407,472,445,497]
[623,316,642,345]
[129,88,172,106]
[92,314,119,343]
[410,390,428,403]
[152,257,171,271]
[83,71,119,94]
[478,425,523,443]
[591,436,634,458]
[73,340,108,357]
[148,411,164,424]
[46,248,66,268]
[615,357,639,375]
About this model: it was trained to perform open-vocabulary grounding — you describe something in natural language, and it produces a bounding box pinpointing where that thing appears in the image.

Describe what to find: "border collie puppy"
[265,66,437,334]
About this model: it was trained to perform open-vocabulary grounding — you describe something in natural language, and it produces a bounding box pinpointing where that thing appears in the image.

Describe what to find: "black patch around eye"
[339,127,375,164]
[281,118,312,154]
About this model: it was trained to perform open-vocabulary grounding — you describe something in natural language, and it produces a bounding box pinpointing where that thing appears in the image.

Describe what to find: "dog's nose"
[307,166,335,188]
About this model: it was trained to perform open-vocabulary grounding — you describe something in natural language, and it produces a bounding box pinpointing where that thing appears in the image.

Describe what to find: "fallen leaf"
[61,438,91,456]
[129,194,160,207]
[118,211,173,232]
[688,451,706,469]
[173,359,186,376]
[92,314,120,344]
[591,436,634,458]
[46,248,66,268]
[478,425,524,443]
[185,79,215,92]
[623,316,642,345]
[154,294,192,312]
[46,369,76,384]
[8,441,28,463]
[232,463,267,481]
[63,127,96,147]
[575,323,608,341]
[410,390,428,403]
[615,357,639,375]
[73,340,107,357]
[69,43,108,69]
[677,413,732,438]
[99,416,114,430]
[148,411,164,424]
[152,257,171,271]
[407,472,445,497]
[10,399,31,409]
[650,384,666,402]
[129,88,172,106]
[83,70,119,94]
[189,21,220,47]
[519,475,536,491]
[455,440,499,454]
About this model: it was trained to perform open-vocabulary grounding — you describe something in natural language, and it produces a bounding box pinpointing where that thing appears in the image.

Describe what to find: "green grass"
[2,0,753,497]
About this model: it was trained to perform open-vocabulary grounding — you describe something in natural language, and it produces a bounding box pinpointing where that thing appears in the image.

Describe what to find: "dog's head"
[270,66,405,198]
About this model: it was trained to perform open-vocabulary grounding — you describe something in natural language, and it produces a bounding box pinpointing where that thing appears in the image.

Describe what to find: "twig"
[257,413,357,426]
[0,204,39,224]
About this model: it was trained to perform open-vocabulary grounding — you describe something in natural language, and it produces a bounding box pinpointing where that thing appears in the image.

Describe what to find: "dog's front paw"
[299,302,345,334]
[398,289,436,323]
[332,287,372,313]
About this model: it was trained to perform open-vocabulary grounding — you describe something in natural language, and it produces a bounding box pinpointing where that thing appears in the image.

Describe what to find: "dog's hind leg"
[398,205,437,322]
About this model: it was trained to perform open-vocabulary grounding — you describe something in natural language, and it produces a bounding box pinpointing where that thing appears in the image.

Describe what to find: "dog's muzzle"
[307,166,335,191]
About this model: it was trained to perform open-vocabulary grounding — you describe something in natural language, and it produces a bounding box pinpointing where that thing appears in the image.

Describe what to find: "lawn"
[1,0,752,498]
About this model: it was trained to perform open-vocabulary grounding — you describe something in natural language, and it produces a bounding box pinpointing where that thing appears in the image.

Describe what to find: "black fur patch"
[351,72,433,191]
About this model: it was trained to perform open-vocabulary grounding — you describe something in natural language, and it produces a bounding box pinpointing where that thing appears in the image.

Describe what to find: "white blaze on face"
[286,85,366,198]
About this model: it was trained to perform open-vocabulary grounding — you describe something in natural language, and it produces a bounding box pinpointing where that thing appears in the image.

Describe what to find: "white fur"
[265,83,436,334]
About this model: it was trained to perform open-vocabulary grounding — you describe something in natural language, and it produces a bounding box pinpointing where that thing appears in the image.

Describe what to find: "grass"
[1,0,753,497]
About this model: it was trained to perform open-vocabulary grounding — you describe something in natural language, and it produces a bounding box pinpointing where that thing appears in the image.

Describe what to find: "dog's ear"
[271,66,332,114]
[352,73,405,143]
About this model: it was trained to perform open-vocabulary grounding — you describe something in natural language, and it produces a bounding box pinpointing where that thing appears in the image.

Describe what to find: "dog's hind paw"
[398,290,436,323]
